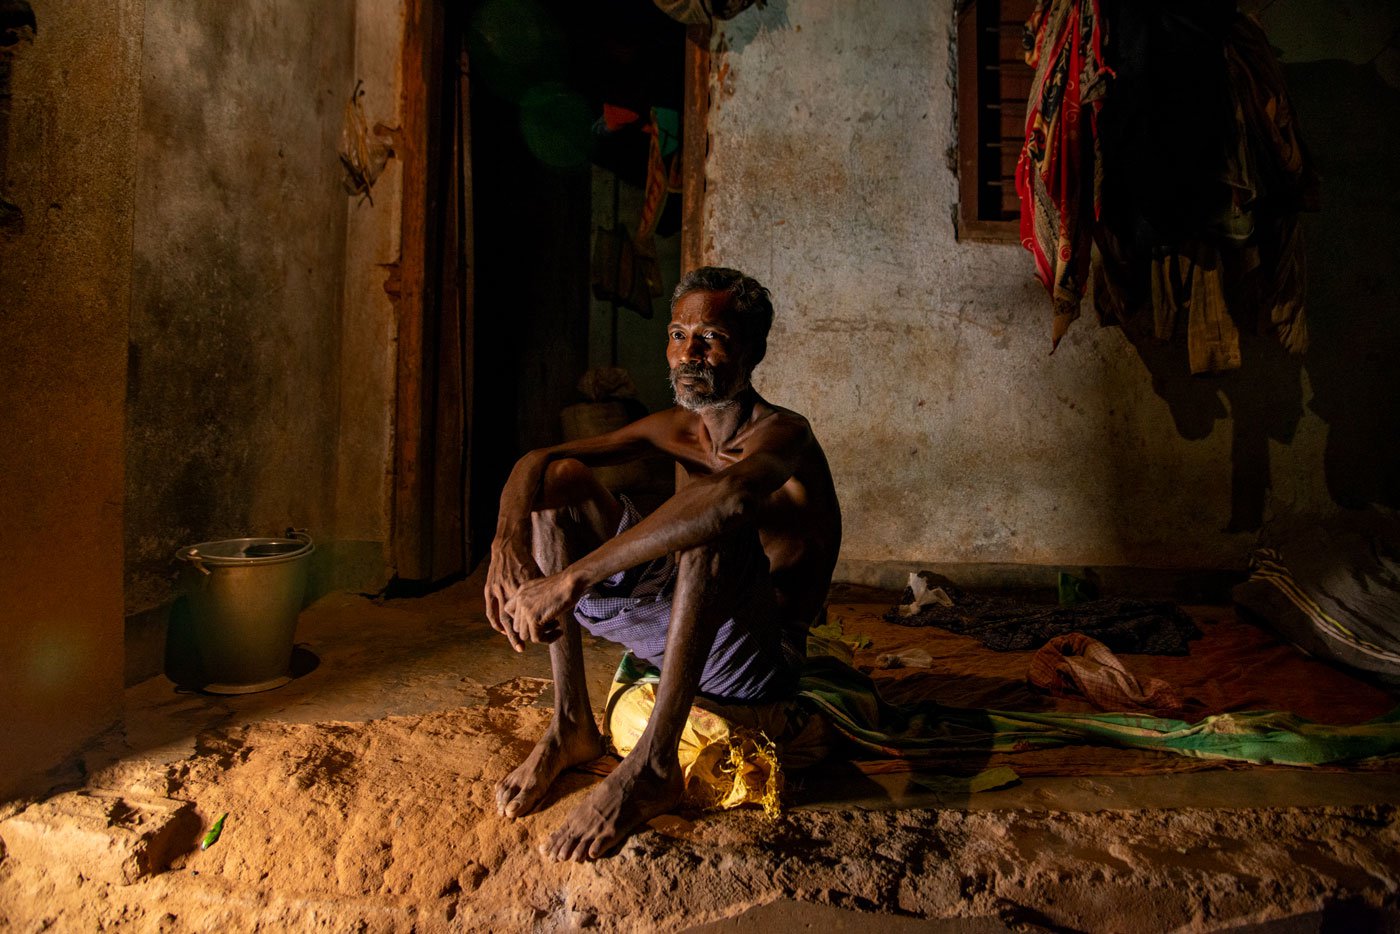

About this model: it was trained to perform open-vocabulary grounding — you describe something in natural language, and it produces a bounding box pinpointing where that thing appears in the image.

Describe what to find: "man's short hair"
[671,266,774,369]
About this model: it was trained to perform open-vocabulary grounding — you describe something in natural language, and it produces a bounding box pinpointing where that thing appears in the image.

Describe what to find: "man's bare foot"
[496,722,605,819]
[539,749,684,862]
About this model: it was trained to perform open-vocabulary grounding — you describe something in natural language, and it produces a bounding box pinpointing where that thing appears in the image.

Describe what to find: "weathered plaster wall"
[0,0,141,797]
[1260,0,1400,518]
[124,1,356,621]
[706,0,1395,577]
[331,0,404,591]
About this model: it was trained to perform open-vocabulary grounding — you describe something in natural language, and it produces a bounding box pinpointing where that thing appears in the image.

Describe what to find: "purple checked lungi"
[573,497,804,703]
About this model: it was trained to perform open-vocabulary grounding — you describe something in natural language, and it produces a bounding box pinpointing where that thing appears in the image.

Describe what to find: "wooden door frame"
[392,0,445,581]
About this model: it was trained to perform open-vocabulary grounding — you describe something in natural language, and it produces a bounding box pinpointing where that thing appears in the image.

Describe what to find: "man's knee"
[676,530,757,592]
[534,459,621,544]
[538,458,596,507]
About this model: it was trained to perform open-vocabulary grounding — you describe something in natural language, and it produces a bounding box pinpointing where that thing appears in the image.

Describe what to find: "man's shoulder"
[627,406,704,451]
[628,406,688,433]
[752,401,814,440]
[764,402,812,428]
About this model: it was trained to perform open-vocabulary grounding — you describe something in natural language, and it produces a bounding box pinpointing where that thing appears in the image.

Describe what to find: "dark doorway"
[463,0,689,570]
[393,1,694,584]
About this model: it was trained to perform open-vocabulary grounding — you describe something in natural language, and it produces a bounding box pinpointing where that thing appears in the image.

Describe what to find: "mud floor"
[2,580,1398,932]
[4,690,1399,931]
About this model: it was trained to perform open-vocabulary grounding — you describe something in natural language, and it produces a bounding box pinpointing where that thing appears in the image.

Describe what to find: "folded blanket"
[1234,507,1400,686]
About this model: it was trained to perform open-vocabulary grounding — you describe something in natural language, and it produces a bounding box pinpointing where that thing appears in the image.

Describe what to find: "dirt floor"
[2,571,1399,932]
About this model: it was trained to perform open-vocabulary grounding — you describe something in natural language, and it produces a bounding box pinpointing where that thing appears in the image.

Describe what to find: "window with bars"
[956,0,1036,242]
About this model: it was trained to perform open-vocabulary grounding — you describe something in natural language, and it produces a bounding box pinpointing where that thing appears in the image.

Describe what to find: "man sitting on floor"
[484,266,843,862]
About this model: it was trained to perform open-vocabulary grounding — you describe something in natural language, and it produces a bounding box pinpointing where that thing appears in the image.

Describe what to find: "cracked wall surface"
[123,0,356,619]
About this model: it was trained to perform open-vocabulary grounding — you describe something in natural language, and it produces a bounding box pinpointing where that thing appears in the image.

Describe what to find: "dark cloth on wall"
[1091,7,1317,373]
[1093,0,1235,256]
[1219,12,1317,356]
[884,593,1202,655]
[591,224,662,317]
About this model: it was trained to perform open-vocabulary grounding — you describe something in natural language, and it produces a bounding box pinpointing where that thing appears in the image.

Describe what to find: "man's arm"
[503,413,813,643]
[485,411,676,647]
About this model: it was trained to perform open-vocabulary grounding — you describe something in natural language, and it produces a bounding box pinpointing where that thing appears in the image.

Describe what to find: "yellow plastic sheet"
[606,681,783,817]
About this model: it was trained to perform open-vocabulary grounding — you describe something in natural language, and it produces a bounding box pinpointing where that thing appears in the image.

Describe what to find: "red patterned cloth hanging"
[1015,0,1114,350]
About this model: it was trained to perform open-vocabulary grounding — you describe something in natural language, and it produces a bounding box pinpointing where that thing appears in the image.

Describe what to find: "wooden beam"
[956,1,984,242]
[680,24,711,274]
[677,24,711,494]
[392,0,444,580]
[458,46,477,569]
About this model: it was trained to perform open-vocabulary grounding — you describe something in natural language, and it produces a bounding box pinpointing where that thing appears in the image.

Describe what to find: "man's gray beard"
[669,363,742,413]
[674,393,740,414]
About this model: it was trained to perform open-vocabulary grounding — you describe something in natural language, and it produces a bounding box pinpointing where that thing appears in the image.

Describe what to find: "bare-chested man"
[484,266,841,861]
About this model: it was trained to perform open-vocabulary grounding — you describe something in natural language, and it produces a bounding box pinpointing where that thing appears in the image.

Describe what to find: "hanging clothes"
[1151,243,1242,375]
[635,106,684,246]
[1220,12,1318,356]
[1015,0,1114,351]
[1028,1,1317,372]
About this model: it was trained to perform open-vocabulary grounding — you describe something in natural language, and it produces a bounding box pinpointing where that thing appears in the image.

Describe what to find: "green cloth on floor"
[614,652,1400,768]
[797,655,1400,768]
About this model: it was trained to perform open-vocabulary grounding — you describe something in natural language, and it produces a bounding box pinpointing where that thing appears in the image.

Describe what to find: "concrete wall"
[2,0,402,791]
[0,0,142,797]
[706,0,1398,580]
[124,1,357,642]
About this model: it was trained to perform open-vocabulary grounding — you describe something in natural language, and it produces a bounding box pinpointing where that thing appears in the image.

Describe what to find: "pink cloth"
[1028,633,1184,715]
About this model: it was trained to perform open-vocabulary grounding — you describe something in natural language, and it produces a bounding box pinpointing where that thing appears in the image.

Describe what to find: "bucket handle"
[285,527,312,546]
[182,548,212,576]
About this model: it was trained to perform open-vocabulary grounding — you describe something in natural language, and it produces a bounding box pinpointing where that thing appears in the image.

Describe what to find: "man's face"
[666,290,752,412]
